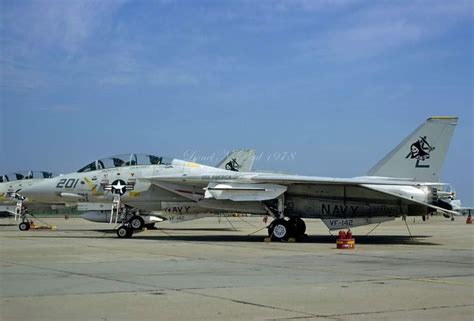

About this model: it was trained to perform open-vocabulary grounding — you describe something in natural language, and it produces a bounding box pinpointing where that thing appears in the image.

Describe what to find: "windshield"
[77,153,172,173]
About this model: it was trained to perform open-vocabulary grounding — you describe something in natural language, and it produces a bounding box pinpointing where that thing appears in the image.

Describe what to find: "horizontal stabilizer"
[362,184,460,217]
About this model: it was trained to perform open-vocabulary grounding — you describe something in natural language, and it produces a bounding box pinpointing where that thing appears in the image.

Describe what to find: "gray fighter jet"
[14,150,256,231]
[448,200,473,216]
[0,171,63,229]
[21,117,461,239]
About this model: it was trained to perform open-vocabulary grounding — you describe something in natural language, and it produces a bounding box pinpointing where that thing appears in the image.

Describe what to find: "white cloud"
[8,0,127,55]
[0,0,128,90]
[295,0,472,61]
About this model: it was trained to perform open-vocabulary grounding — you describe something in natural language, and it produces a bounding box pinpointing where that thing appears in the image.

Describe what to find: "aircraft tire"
[291,217,306,236]
[117,226,133,238]
[268,219,291,241]
[129,215,145,230]
[19,222,30,231]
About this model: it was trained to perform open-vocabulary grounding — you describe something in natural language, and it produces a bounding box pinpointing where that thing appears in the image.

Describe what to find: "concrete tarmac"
[0,216,473,321]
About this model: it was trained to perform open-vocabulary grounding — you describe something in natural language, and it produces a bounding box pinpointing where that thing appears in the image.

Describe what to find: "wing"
[245,173,417,185]
[139,173,456,216]
[137,177,205,201]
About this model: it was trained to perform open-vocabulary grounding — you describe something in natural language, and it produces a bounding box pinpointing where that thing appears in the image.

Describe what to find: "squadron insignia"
[225,158,241,172]
[406,136,435,161]
[406,136,435,168]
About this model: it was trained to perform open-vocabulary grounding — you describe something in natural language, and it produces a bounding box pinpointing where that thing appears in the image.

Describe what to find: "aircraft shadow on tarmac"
[136,234,439,245]
[2,227,439,245]
[87,228,439,245]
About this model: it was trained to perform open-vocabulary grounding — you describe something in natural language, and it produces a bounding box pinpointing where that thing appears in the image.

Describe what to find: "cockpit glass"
[112,158,125,167]
[77,153,173,172]
[0,171,55,181]
[77,162,97,173]
[149,156,161,164]
[42,172,54,178]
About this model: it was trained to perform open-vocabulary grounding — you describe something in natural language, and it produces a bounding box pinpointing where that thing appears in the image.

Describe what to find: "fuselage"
[20,160,444,220]
[0,171,59,214]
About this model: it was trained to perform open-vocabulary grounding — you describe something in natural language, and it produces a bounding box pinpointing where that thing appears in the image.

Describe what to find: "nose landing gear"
[109,195,147,239]
[14,199,33,232]
[19,221,30,231]
[115,215,146,238]
[129,215,145,230]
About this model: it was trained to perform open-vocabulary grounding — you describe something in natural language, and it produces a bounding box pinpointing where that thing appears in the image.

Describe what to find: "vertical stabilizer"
[367,116,458,182]
[216,149,256,172]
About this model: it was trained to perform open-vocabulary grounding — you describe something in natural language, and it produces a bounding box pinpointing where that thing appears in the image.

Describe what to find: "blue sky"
[1,0,473,204]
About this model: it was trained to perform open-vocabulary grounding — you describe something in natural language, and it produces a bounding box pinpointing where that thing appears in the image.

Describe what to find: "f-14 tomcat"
[21,116,460,239]
[14,150,257,232]
[0,171,63,230]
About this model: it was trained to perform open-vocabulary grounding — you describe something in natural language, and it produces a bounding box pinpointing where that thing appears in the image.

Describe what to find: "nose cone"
[20,181,59,203]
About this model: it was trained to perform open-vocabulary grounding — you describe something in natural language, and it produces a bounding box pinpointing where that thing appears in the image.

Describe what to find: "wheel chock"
[31,224,57,230]
[336,238,355,249]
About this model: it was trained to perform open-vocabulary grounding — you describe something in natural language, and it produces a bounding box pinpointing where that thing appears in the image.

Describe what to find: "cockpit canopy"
[77,153,173,173]
[0,171,54,183]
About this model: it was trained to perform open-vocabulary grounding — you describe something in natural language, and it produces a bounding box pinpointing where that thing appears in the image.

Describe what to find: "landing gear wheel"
[290,217,306,237]
[129,215,145,230]
[19,222,30,231]
[268,219,292,241]
[116,226,133,238]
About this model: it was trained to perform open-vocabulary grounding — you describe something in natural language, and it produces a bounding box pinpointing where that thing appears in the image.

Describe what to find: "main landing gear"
[264,195,307,241]
[14,199,33,232]
[268,217,306,241]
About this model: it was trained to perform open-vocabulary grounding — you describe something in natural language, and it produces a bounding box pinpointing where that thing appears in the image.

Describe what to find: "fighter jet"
[0,171,63,229]
[16,149,256,230]
[22,117,461,239]
[448,199,473,216]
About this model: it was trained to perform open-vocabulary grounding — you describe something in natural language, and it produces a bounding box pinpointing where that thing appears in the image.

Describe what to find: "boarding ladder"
[14,200,24,221]
[110,195,124,224]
